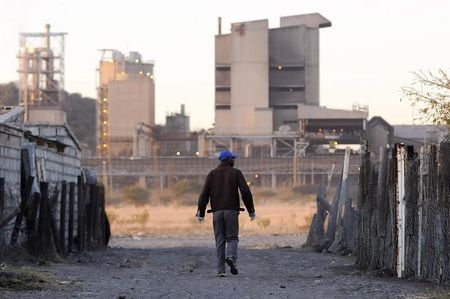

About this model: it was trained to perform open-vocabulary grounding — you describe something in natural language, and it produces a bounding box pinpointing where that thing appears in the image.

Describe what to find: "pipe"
[218,17,222,35]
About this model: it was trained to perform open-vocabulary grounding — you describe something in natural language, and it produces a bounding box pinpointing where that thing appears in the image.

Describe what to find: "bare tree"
[402,69,450,125]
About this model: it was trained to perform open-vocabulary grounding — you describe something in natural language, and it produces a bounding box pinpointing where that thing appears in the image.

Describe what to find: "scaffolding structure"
[97,49,119,158]
[202,133,305,158]
[17,24,67,121]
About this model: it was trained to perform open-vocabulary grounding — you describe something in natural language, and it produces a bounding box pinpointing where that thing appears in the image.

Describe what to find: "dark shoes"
[225,256,238,275]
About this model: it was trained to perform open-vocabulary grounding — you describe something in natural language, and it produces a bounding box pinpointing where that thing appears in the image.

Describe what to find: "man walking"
[196,150,256,277]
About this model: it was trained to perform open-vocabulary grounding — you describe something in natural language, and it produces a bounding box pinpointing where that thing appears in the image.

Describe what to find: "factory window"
[215,86,230,92]
[269,86,304,91]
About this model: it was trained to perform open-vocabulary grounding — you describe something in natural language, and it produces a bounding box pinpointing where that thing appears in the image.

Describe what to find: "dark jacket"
[197,161,255,217]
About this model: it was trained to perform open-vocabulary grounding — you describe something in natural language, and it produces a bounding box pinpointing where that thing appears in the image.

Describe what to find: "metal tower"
[17,24,67,121]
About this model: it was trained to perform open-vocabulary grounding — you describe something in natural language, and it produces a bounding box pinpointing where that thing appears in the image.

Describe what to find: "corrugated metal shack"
[0,107,83,256]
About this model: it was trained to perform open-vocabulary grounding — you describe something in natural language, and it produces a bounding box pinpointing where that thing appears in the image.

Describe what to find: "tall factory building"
[97,50,155,157]
[214,14,331,136]
[206,14,333,157]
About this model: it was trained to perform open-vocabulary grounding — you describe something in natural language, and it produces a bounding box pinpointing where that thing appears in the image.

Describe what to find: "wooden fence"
[304,147,358,255]
[0,175,110,260]
[356,142,450,283]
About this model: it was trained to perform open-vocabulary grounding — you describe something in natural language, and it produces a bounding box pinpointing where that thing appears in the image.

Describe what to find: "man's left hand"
[196,210,205,222]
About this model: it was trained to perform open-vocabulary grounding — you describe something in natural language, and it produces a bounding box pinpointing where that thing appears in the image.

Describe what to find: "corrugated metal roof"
[393,125,448,140]
[297,104,368,120]
[0,106,24,124]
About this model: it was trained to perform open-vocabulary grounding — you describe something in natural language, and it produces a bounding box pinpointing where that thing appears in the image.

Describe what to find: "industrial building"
[17,24,67,124]
[367,116,449,156]
[97,50,155,158]
[214,14,331,136]
[199,13,370,158]
[159,104,198,156]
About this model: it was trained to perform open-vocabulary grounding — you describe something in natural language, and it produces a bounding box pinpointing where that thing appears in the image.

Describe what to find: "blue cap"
[219,150,237,161]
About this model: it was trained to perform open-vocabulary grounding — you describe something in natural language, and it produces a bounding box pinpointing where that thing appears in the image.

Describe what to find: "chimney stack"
[218,17,222,35]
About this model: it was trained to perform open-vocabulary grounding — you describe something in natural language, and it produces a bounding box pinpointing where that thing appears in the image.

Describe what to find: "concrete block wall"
[34,144,81,247]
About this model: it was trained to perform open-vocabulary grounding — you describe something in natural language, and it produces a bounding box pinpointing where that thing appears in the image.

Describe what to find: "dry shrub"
[175,194,198,206]
[256,217,271,229]
[106,210,118,225]
[0,266,52,291]
[255,189,276,198]
[303,214,313,226]
[292,184,317,195]
[132,210,150,228]
[240,217,247,230]
[172,179,202,197]
[122,185,150,206]
[151,191,173,206]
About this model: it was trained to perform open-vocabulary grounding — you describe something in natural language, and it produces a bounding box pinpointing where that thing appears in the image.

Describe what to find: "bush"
[122,185,150,206]
[256,217,271,229]
[172,179,202,197]
[132,210,150,228]
[255,189,276,198]
[292,184,317,195]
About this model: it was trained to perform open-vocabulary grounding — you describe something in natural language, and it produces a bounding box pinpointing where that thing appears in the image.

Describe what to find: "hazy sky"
[1,0,449,130]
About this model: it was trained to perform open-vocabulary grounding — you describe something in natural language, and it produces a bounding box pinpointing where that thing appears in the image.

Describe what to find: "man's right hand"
[249,212,256,221]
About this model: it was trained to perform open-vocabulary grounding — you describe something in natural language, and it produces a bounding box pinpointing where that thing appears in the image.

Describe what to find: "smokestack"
[181,104,185,115]
[218,17,222,35]
[44,24,51,49]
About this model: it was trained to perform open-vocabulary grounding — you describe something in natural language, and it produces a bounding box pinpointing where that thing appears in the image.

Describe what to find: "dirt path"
[2,234,442,299]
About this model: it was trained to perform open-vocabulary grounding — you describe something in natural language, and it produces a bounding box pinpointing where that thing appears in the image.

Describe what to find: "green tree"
[61,92,96,152]
[402,69,450,125]
[0,82,19,106]
[0,82,96,152]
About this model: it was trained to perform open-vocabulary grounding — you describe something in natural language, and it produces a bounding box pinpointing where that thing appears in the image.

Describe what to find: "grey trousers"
[213,210,239,272]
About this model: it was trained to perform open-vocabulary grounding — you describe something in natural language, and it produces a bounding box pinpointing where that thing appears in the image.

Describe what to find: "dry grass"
[0,266,52,291]
[106,189,316,236]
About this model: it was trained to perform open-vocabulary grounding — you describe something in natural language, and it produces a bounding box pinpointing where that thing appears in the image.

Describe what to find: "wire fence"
[356,142,450,283]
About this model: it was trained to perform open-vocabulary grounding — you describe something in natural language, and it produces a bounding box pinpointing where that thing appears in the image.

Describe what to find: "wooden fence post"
[99,185,106,246]
[396,144,406,278]
[77,176,85,252]
[92,185,99,243]
[370,147,389,270]
[26,192,40,254]
[49,187,61,254]
[68,182,75,252]
[59,181,67,255]
[10,176,34,246]
[36,182,58,260]
[86,184,95,248]
[36,182,48,246]
[0,178,4,217]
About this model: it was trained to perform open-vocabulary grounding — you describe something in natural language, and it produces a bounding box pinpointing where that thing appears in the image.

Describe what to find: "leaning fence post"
[99,185,106,246]
[59,181,67,255]
[26,192,40,254]
[0,178,4,217]
[396,144,406,278]
[77,176,85,252]
[68,182,75,252]
[10,176,34,246]
[417,145,427,278]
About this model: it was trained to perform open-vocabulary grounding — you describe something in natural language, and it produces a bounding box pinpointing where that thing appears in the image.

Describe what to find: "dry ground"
[106,200,316,236]
[2,233,447,299]
[2,195,448,298]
